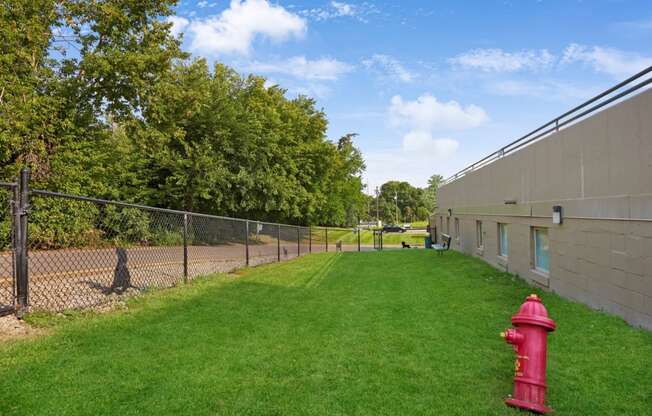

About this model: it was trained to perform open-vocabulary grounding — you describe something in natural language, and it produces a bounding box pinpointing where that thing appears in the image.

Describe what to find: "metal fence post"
[309,226,312,254]
[297,226,300,256]
[357,227,361,252]
[11,184,19,309]
[15,168,29,312]
[277,224,281,262]
[325,228,328,252]
[183,213,188,282]
[245,220,250,266]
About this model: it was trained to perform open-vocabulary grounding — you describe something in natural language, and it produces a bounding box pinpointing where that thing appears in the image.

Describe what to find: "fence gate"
[0,182,16,315]
[373,230,383,250]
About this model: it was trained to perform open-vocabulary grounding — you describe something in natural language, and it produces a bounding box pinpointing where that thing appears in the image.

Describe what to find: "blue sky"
[167,0,652,192]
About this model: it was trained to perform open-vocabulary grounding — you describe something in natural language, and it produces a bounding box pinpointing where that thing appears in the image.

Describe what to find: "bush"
[98,205,152,245]
[28,196,100,249]
[0,191,11,251]
[149,228,184,247]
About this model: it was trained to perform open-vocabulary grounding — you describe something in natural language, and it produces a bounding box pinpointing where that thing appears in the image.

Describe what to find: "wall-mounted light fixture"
[447,208,452,217]
[504,199,517,205]
[552,205,563,225]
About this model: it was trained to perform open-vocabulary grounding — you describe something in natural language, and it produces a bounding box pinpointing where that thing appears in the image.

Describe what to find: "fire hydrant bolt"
[502,294,556,414]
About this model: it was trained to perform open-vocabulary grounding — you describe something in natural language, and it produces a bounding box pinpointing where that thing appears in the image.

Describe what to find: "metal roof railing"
[441,65,652,186]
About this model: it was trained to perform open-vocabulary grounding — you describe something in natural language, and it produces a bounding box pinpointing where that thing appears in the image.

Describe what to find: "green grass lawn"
[409,220,429,228]
[325,229,428,245]
[1,251,651,415]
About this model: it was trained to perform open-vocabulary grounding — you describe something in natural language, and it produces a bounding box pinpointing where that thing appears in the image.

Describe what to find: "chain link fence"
[322,227,362,252]
[0,170,369,314]
[310,227,327,253]
[0,183,15,314]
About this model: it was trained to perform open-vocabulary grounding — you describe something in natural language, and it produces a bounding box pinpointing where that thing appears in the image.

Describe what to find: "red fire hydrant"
[501,294,556,414]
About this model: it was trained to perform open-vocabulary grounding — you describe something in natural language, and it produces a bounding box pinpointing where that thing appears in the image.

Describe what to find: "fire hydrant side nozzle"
[501,328,525,346]
[501,294,556,414]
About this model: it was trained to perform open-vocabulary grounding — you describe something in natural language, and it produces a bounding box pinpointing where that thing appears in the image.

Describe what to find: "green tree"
[1,0,369,244]
[316,134,366,226]
[424,174,443,212]
[374,179,438,224]
[0,0,66,182]
[1,0,184,192]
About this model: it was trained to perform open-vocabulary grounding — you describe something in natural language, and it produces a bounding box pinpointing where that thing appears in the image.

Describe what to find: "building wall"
[431,88,652,330]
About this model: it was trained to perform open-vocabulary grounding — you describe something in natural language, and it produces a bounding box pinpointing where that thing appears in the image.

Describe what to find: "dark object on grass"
[111,247,132,293]
[401,241,411,249]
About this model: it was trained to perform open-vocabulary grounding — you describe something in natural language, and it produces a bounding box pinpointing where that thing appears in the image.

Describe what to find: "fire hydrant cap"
[511,294,556,331]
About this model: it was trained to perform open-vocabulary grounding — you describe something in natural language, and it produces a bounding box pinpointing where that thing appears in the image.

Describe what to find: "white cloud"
[401,131,459,156]
[196,1,218,7]
[247,56,353,80]
[188,0,306,55]
[300,1,378,22]
[263,78,278,89]
[331,1,355,16]
[449,48,555,72]
[487,79,597,101]
[561,43,652,79]
[445,44,651,100]
[246,56,352,99]
[362,94,486,190]
[364,134,459,190]
[289,83,332,99]
[362,54,415,82]
[450,44,652,79]
[166,16,190,37]
[389,94,488,131]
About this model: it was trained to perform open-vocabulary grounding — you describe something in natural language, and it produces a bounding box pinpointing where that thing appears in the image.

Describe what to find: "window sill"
[530,268,550,287]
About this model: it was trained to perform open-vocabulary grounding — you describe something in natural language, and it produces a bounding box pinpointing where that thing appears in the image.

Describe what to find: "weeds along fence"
[0,169,365,314]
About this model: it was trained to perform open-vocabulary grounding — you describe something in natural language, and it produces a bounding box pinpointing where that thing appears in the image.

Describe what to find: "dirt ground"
[0,314,42,342]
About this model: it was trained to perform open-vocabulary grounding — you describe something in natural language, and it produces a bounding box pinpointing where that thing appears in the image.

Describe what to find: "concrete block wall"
[431,87,652,330]
[432,214,652,329]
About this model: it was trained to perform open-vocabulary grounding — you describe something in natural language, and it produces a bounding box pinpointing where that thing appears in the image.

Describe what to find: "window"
[533,227,549,273]
[439,217,443,236]
[476,220,483,248]
[454,218,460,240]
[498,223,508,258]
[446,217,450,234]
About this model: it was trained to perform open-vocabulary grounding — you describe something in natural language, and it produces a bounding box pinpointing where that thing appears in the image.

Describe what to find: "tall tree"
[1,0,185,192]
[0,0,64,182]
[424,174,443,212]
[375,179,438,224]
[1,0,369,238]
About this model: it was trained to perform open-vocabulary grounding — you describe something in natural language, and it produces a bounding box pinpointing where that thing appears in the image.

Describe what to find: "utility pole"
[365,182,370,223]
[394,191,399,225]
[375,186,380,225]
[366,196,370,222]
